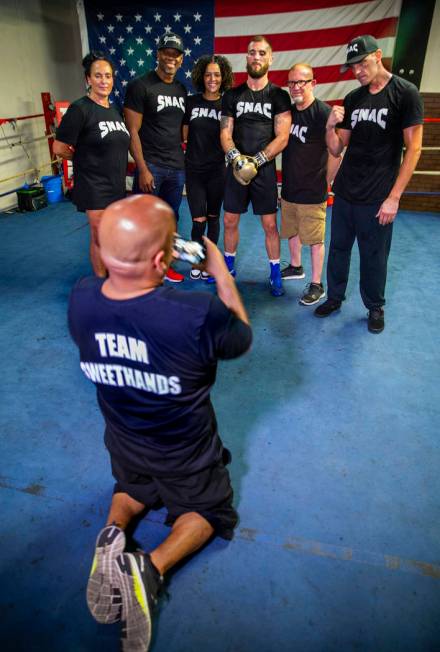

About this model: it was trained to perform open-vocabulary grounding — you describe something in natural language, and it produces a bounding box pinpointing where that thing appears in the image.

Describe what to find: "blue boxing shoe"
[269,262,285,297]
[203,272,216,284]
[224,253,236,278]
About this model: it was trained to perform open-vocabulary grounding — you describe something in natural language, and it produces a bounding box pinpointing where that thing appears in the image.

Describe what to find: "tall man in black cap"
[124,33,187,283]
[314,35,423,332]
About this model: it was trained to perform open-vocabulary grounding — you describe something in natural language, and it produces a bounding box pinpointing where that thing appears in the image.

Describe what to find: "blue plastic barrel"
[40,175,63,203]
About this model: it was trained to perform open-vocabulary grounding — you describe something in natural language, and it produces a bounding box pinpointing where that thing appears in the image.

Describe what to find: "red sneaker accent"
[165,267,184,283]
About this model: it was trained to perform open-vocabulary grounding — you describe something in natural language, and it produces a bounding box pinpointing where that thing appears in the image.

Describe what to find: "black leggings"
[186,165,225,219]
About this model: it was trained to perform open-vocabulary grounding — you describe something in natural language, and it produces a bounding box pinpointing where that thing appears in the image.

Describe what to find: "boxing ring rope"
[0,113,45,126]
[0,106,438,202]
[0,93,59,198]
[326,116,440,202]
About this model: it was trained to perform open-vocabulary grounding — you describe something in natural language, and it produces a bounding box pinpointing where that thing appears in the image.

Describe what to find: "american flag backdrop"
[81,0,403,108]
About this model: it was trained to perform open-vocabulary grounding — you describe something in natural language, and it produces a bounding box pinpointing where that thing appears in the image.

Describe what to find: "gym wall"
[0,0,84,211]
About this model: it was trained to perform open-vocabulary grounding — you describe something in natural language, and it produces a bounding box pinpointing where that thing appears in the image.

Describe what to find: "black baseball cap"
[340,35,379,72]
[157,33,184,53]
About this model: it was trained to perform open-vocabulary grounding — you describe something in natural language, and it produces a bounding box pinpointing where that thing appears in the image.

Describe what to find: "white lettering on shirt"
[157,95,185,113]
[98,121,130,139]
[81,332,183,396]
[190,107,221,121]
[94,333,149,364]
[351,107,388,130]
[236,101,272,119]
[290,124,308,143]
[80,362,182,395]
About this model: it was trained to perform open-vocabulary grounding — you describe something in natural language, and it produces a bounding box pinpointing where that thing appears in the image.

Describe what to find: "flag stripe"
[232,57,392,87]
[214,17,398,54]
[215,0,372,18]
[82,1,403,113]
[222,37,395,73]
[214,0,401,105]
[214,0,401,36]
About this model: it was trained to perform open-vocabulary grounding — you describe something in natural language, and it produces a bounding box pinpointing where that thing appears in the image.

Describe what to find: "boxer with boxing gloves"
[220,35,291,296]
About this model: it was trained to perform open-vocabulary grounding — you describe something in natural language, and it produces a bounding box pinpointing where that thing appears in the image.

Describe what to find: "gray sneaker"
[87,525,126,624]
[118,552,163,652]
[300,282,325,306]
[281,264,305,280]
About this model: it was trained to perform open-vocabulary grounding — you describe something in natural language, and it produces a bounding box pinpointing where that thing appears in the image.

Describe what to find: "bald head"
[99,195,175,281]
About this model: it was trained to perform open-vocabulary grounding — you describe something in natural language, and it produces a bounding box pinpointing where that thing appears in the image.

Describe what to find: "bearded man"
[220,35,291,296]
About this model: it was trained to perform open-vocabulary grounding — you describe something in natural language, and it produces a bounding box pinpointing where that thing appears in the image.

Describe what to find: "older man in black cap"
[124,33,187,282]
[314,35,423,332]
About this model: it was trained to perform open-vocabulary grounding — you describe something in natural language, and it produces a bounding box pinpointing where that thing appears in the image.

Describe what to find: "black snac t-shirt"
[124,70,187,169]
[68,278,252,476]
[281,99,331,204]
[55,96,130,211]
[183,94,224,171]
[333,75,424,203]
[222,82,291,155]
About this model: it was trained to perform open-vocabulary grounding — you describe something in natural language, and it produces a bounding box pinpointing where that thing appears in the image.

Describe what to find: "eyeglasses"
[287,79,313,88]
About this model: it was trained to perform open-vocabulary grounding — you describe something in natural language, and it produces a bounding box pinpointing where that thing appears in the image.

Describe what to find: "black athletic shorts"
[109,445,238,540]
[223,160,278,215]
[185,165,226,219]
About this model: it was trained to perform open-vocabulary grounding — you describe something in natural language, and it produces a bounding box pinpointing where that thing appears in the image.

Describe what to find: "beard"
[292,94,304,104]
[246,61,269,79]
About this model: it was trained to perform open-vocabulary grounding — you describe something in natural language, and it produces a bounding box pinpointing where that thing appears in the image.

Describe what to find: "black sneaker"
[87,525,126,624]
[281,264,305,280]
[314,298,342,317]
[299,282,325,306]
[368,307,385,333]
[117,552,163,652]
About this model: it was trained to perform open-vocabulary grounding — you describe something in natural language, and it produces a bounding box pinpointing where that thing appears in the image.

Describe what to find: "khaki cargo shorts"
[280,199,327,245]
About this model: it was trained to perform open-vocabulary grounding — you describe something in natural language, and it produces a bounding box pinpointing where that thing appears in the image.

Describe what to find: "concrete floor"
[1,200,439,651]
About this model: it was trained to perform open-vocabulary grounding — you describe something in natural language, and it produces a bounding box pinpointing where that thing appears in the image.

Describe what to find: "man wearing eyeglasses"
[280,63,341,306]
[124,33,187,283]
[220,35,291,296]
[314,35,423,333]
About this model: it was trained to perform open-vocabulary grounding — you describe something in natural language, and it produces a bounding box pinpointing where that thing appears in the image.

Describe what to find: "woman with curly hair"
[54,52,129,277]
[182,54,233,280]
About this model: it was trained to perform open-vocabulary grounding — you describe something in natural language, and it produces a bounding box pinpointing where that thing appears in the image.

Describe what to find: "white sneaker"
[190,269,201,280]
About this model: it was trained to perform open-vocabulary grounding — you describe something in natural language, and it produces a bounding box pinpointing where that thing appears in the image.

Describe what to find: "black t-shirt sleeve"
[124,78,146,114]
[199,295,252,362]
[273,87,292,115]
[183,96,192,126]
[221,90,235,118]
[55,103,86,147]
[339,93,354,130]
[401,85,424,129]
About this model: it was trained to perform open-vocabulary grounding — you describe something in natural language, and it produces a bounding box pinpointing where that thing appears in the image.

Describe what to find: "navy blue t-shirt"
[68,278,252,476]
